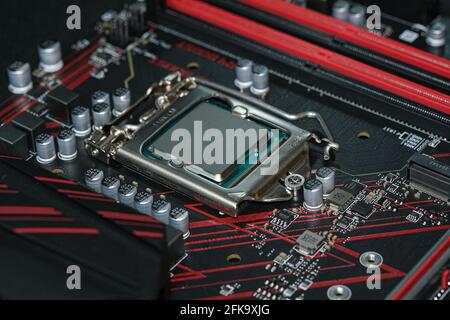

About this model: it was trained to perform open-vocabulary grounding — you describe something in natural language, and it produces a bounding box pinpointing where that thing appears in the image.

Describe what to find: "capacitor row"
[35,130,78,164]
[7,40,64,94]
[285,166,335,212]
[332,0,446,49]
[331,0,368,27]
[234,59,270,97]
[84,168,190,239]
[72,88,131,137]
[33,88,130,164]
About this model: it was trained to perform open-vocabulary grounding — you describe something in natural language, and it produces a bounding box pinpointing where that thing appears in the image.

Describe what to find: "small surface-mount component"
[327,188,353,211]
[219,284,236,297]
[336,215,354,230]
[71,106,92,137]
[38,40,63,73]
[234,59,253,91]
[118,183,137,207]
[385,184,407,202]
[273,252,288,265]
[299,279,313,291]
[406,210,423,223]
[28,102,47,117]
[46,86,80,124]
[295,230,325,256]
[303,178,324,211]
[101,176,121,201]
[316,167,335,196]
[169,207,190,239]
[408,153,450,202]
[134,191,153,216]
[56,128,77,161]
[7,61,33,94]
[0,123,29,158]
[343,181,365,197]
[351,201,373,219]
[11,112,45,152]
[270,209,297,229]
[152,199,171,224]
[84,168,104,193]
[35,133,56,164]
[283,286,296,298]
[92,103,112,129]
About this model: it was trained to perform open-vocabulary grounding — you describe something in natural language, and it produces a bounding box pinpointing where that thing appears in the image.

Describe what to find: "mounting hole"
[227,253,241,265]
[359,251,383,268]
[356,131,370,140]
[327,285,352,300]
[51,168,65,175]
[187,62,200,70]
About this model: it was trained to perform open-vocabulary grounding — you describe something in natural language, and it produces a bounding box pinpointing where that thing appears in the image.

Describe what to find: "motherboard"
[0,0,449,300]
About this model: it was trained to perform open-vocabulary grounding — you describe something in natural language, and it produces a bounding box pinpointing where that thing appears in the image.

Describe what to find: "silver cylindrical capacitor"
[57,128,77,161]
[332,0,350,21]
[169,207,190,239]
[71,106,91,137]
[152,199,171,224]
[7,61,33,94]
[38,40,63,73]
[118,183,137,207]
[35,133,56,164]
[91,90,110,106]
[426,21,447,47]
[303,178,324,211]
[84,168,104,193]
[316,167,335,197]
[101,176,121,201]
[134,191,153,216]
[348,5,366,27]
[234,59,253,91]
[112,87,131,116]
[250,65,269,96]
[92,103,112,129]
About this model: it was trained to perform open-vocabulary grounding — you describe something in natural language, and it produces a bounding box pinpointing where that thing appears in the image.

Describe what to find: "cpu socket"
[86,73,325,216]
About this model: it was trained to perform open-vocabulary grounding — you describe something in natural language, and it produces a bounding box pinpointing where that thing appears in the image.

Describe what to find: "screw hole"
[356,131,370,140]
[187,62,200,70]
[51,168,64,175]
[227,253,241,265]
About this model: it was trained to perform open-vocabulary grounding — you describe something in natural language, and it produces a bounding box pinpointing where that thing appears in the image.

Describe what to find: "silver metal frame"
[85,73,337,216]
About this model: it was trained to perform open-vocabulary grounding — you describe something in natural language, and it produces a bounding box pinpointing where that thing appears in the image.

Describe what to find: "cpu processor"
[85,73,313,216]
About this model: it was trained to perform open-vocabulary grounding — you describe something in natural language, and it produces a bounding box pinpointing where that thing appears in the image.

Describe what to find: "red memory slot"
[391,237,450,300]
[240,0,450,80]
[166,0,450,115]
